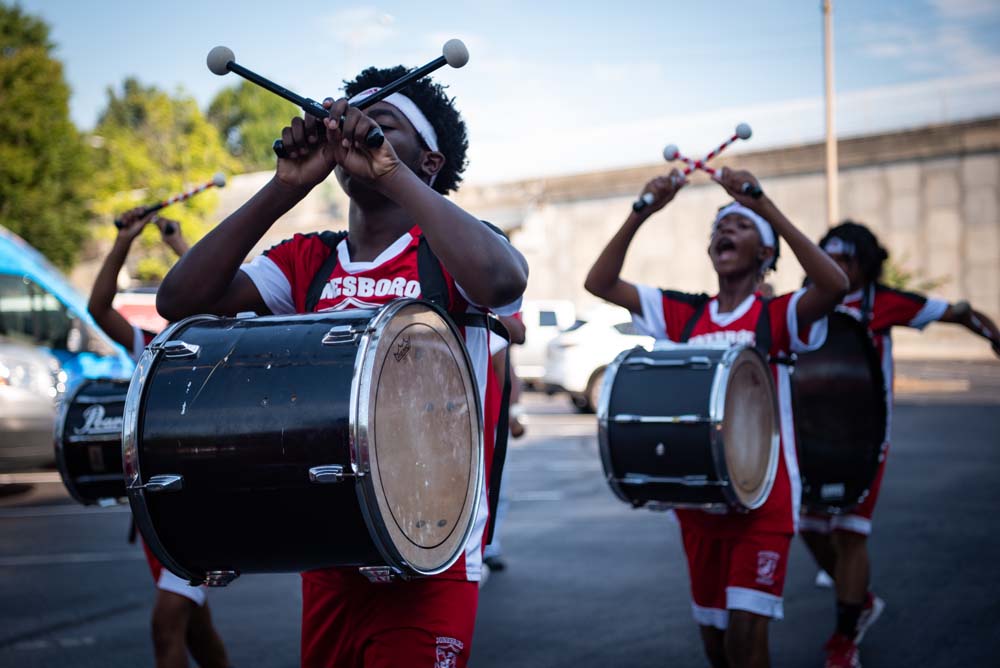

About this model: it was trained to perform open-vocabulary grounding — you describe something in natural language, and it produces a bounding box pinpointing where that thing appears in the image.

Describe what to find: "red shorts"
[140,539,206,606]
[800,443,889,537]
[681,526,791,629]
[301,570,478,668]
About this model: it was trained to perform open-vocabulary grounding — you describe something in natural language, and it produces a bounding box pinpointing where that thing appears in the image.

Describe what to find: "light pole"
[823,0,839,227]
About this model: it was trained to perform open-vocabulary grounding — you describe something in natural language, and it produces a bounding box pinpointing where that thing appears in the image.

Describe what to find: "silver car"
[0,339,63,471]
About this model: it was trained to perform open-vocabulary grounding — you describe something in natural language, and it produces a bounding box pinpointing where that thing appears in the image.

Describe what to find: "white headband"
[714,203,776,269]
[823,237,856,257]
[348,87,439,153]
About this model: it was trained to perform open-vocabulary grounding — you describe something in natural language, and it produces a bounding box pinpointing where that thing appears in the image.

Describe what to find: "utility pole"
[823,0,839,227]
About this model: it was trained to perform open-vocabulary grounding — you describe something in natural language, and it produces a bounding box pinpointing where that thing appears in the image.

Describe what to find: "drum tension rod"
[308,465,362,484]
[130,474,184,492]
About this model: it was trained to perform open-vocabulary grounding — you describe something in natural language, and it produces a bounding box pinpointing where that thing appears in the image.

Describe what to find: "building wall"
[454,117,1000,359]
[71,117,1000,359]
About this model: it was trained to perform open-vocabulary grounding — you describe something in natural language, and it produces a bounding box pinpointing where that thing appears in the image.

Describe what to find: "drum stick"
[208,40,469,157]
[633,123,752,212]
[114,173,226,229]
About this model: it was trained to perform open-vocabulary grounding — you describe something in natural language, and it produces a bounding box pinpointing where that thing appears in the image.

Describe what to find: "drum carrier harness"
[303,225,513,546]
[673,290,774,357]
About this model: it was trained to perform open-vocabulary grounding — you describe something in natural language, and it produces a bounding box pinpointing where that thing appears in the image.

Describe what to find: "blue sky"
[19,0,1000,183]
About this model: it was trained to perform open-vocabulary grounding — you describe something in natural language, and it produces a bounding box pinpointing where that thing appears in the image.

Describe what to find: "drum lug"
[308,464,358,483]
[322,325,367,345]
[359,566,398,583]
[157,340,201,359]
[133,474,184,492]
[202,570,239,587]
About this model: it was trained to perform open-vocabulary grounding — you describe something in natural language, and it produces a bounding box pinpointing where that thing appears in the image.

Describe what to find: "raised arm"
[157,114,337,321]
[714,168,848,326]
[88,207,152,348]
[323,99,526,309]
[941,301,1000,357]
[584,172,686,314]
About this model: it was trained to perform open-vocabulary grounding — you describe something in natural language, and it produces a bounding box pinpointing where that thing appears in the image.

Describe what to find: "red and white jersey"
[838,283,947,438]
[241,225,521,582]
[632,285,828,535]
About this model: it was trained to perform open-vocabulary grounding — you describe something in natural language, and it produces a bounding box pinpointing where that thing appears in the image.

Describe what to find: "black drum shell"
[601,349,723,507]
[792,312,887,513]
[130,312,383,579]
[56,379,129,505]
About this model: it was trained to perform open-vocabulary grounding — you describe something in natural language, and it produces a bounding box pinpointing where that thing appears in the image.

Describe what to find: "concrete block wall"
[456,117,1000,359]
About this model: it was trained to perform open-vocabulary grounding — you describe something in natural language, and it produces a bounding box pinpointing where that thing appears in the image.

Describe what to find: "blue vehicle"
[0,225,133,390]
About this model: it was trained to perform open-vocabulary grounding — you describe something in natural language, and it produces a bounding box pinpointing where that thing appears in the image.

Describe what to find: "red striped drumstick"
[114,173,226,229]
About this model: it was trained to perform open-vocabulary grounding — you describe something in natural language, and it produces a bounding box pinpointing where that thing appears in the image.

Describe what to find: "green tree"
[207,80,298,172]
[882,256,948,294]
[0,3,89,268]
[90,78,237,282]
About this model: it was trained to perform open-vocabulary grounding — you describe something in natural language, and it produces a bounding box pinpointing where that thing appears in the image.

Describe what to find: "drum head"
[720,350,778,509]
[364,302,481,573]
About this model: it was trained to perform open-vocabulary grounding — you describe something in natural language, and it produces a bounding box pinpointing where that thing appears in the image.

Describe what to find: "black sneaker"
[483,556,506,572]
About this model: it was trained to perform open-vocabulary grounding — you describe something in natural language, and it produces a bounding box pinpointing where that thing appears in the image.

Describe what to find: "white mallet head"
[212,172,226,188]
[207,46,235,76]
[443,39,469,68]
[735,122,752,140]
[663,144,680,161]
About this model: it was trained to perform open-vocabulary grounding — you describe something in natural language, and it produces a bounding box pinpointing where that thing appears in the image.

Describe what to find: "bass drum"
[123,299,483,586]
[792,311,887,514]
[598,344,779,511]
[55,378,129,506]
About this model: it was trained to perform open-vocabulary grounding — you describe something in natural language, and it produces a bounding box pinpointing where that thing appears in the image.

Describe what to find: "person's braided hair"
[819,221,889,283]
[343,67,469,195]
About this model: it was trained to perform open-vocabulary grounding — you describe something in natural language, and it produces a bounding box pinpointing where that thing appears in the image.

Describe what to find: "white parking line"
[0,505,129,519]
[510,491,564,502]
[0,551,143,567]
[0,472,63,484]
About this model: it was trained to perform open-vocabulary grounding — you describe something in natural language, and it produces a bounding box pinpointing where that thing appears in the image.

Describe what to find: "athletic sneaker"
[815,569,835,588]
[484,555,507,572]
[824,633,861,668]
[854,592,885,644]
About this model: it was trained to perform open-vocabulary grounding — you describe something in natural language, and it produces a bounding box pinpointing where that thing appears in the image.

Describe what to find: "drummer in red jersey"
[156,66,527,668]
[799,221,1000,668]
[585,168,848,668]
[88,208,232,668]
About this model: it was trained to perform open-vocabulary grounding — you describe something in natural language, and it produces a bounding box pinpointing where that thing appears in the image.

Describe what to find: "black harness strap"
[416,235,450,310]
[679,298,711,343]
[485,320,511,546]
[755,296,772,356]
[860,283,874,328]
[304,231,349,313]
[452,312,512,546]
[679,294,773,357]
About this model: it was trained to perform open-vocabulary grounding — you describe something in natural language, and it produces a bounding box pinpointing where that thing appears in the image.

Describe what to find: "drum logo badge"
[74,405,123,436]
[435,636,464,668]
[393,337,411,363]
[756,550,781,586]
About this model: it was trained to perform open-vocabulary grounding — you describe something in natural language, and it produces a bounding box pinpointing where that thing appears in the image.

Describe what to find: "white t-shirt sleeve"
[631,283,668,339]
[908,297,949,330]
[239,255,296,315]
[488,330,510,356]
[786,287,828,353]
